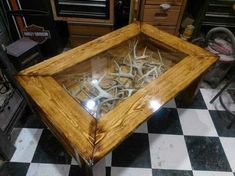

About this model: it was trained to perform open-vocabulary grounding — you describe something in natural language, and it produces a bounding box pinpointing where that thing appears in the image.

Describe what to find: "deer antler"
[63,38,167,118]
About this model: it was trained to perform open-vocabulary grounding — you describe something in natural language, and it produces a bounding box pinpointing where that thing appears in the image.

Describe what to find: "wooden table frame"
[16,22,217,175]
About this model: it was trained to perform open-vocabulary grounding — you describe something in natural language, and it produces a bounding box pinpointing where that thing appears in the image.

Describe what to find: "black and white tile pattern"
[1,88,235,176]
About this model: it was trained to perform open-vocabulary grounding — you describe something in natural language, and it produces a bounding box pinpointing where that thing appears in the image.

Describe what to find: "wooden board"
[93,55,216,160]
[68,23,113,36]
[16,22,218,166]
[16,76,96,164]
[155,25,176,35]
[145,0,184,6]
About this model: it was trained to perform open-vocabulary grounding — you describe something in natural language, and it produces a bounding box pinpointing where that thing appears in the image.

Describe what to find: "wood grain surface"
[145,0,184,5]
[141,23,213,56]
[16,22,218,166]
[143,5,181,26]
[93,55,217,161]
[16,76,96,164]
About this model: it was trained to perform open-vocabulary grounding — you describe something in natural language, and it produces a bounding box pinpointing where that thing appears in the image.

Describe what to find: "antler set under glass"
[63,40,168,119]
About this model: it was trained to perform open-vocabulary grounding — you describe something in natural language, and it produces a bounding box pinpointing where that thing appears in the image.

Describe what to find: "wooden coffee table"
[16,22,218,176]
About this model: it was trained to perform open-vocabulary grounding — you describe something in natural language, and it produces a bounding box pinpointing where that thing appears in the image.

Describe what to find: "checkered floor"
[1,88,235,176]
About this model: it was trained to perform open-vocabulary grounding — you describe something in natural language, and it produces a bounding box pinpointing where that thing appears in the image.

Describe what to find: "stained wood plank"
[19,23,140,76]
[16,76,96,163]
[145,0,184,5]
[93,55,218,162]
[141,23,213,56]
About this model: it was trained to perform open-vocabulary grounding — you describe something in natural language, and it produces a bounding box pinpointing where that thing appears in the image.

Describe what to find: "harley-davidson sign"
[22,24,51,44]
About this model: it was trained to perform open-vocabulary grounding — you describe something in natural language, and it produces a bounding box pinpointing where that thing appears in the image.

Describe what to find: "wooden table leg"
[79,157,106,176]
[179,75,203,106]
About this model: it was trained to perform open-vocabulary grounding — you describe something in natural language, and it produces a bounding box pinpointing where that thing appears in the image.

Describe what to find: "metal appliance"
[54,0,110,19]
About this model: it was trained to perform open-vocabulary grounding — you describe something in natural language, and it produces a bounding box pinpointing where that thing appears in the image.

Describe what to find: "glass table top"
[53,34,186,119]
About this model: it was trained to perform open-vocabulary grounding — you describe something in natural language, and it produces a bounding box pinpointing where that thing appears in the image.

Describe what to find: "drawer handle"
[154,13,168,19]
[160,3,171,11]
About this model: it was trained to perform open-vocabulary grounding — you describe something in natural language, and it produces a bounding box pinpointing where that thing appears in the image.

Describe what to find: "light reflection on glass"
[149,100,161,112]
[86,100,96,110]
[91,79,98,84]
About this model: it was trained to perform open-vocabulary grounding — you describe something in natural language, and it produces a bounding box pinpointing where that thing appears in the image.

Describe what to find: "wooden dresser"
[68,23,113,47]
[141,0,187,35]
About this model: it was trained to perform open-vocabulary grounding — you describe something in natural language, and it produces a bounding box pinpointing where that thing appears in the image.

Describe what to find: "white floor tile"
[111,167,152,176]
[26,163,70,176]
[193,170,234,176]
[71,157,80,166]
[178,109,218,137]
[93,158,106,176]
[134,122,148,133]
[149,134,192,170]
[105,152,112,167]
[220,137,235,172]
[163,99,176,108]
[11,128,43,163]
[200,88,235,111]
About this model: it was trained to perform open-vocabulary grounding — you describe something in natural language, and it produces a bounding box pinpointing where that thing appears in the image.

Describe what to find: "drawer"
[209,0,235,5]
[143,5,181,26]
[145,0,184,6]
[68,23,113,36]
[155,26,176,35]
[207,3,235,15]
[70,35,98,47]
[204,13,235,26]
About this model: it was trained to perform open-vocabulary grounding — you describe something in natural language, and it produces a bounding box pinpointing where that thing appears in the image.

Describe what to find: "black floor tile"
[112,133,151,168]
[185,136,231,171]
[148,108,183,135]
[32,129,71,164]
[68,166,110,176]
[152,169,193,176]
[106,167,111,176]
[69,165,86,176]
[209,110,235,137]
[175,90,207,109]
[16,113,45,129]
[0,162,29,176]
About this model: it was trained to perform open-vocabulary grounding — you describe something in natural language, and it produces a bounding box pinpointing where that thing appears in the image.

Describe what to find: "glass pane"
[53,34,187,119]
